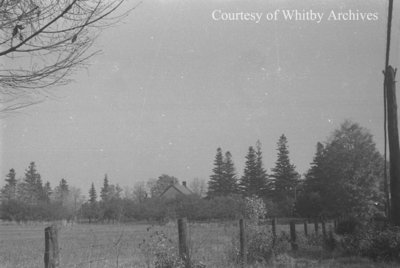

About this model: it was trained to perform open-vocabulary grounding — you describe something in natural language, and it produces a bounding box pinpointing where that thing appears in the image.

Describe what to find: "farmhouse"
[159,181,193,199]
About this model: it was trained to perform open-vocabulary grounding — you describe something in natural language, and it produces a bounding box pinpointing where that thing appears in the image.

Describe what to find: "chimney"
[182,181,187,187]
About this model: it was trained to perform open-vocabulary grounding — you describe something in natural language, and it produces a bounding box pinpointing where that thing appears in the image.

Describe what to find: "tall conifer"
[271,134,299,201]
[19,162,43,204]
[223,151,239,194]
[239,146,258,196]
[207,148,225,197]
[255,141,269,197]
[1,169,17,201]
[89,183,97,204]
[100,174,110,202]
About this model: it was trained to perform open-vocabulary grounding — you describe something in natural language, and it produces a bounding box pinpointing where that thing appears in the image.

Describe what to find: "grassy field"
[0,221,398,268]
[0,221,239,268]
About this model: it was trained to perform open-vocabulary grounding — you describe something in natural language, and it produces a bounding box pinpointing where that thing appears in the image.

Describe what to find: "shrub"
[244,196,266,224]
[139,226,184,268]
[296,232,324,249]
[247,230,290,264]
[341,223,400,262]
[336,217,361,235]
[364,226,400,262]
[227,228,290,265]
[324,230,336,251]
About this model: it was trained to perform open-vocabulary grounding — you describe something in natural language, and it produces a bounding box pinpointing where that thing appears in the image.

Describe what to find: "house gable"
[159,181,192,199]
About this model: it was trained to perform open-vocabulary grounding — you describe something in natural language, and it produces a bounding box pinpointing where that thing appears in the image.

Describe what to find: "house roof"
[159,183,193,197]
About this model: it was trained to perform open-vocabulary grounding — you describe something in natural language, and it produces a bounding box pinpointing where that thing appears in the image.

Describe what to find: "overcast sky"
[1,0,400,195]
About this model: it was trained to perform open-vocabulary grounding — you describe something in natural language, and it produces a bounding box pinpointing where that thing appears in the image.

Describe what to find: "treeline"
[80,174,245,223]
[206,135,300,217]
[0,162,83,221]
[0,120,386,223]
[205,120,385,220]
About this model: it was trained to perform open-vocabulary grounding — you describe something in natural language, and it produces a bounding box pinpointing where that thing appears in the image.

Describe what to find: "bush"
[336,217,361,235]
[227,228,290,265]
[247,230,290,264]
[341,223,400,262]
[139,226,184,268]
[296,232,323,249]
[365,227,400,262]
[244,196,266,224]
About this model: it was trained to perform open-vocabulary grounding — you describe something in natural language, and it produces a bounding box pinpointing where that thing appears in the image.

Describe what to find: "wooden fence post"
[303,220,308,236]
[314,219,319,235]
[178,218,190,268]
[321,221,326,240]
[325,226,336,251]
[289,221,298,250]
[239,219,247,267]
[44,225,59,268]
[271,218,277,244]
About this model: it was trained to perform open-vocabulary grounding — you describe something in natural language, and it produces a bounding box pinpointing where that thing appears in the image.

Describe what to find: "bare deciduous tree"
[0,0,140,113]
[189,177,207,198]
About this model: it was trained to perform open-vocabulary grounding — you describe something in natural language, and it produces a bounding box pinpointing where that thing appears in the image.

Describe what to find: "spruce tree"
[1,169,17,201]
[100,174,110,202]
[42,181,52,203]
[19,162,43,204]
[222,151,239,194]
[86,182,98,223]
[55,178,69,205]
[207,148,225,197]
[255,141,269,197]
[89,183,97,204]
[304,142,325,192]
[239,146,258,196]
[271,135,299,202]
[295,142,325,218]
[239,142,269,198]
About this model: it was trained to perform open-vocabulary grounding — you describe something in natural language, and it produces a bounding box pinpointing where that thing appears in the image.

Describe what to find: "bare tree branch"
[0,0,141,112]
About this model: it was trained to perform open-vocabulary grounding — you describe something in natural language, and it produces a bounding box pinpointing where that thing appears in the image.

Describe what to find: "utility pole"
[386,66,400,226]
[383,0,394,223]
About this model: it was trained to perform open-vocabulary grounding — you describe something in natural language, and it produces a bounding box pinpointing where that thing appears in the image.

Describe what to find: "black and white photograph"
[1,0,400,267]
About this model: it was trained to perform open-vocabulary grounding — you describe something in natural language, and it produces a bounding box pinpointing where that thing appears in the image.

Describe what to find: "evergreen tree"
[54,178,69,205]
[304,142,325,192]
[239,146,258,196]
[207,148,225,197]
[207,148,239,197]
[89,183,97,204]
[222,151,240,194]
[271,135,299,214]
[100,174,110,202]
[42,181,52,203]
[239,142,268,198]
[1,169,17,201]
[295,142,325,218]
[255,141,269,197]
[84,183,98,223]
[19,162,43,204]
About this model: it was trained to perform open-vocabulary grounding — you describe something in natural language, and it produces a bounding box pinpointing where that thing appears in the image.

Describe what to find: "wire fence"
[0,218,337,268]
